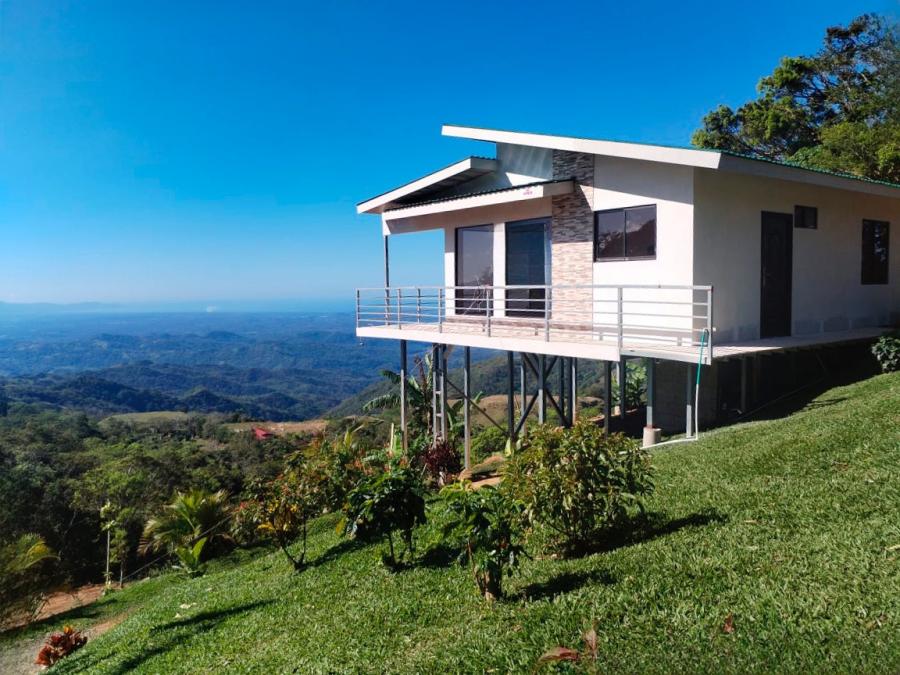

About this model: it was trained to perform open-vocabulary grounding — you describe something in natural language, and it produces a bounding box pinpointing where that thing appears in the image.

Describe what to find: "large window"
[861,219,889,285]
[455,225,494,314]
[594,204,656,261]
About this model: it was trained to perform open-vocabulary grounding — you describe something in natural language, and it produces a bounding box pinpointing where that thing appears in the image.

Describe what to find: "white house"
[356,125,899,456]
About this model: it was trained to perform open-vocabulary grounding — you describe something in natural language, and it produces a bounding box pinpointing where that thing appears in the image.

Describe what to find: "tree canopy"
[692,14,900,183]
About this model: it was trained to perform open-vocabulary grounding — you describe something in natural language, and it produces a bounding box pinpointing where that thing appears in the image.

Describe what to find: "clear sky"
[0,0,891,306]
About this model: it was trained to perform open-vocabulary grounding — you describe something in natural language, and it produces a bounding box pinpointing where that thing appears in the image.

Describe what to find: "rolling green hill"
[4,371,898,673]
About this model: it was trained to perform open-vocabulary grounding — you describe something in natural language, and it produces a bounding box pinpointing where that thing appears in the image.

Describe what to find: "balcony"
[355,284,715,364]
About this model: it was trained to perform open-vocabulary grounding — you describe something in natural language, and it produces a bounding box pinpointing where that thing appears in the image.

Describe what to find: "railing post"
[396,288,402,329]
[355,289,360,327]
[486,287,492,337]
[616,286,624,350]
[416,288,422,324]
[544,286,551,341]
[438,288,443,333]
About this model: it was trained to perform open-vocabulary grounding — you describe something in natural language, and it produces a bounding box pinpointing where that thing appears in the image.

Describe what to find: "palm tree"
[0,534,56,625]
[0,534,55,576]
[363,352,438,437]
[140,489,233,558]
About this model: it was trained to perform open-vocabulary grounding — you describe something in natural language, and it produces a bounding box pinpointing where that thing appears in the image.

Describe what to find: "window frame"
[861,219,890,286]
[593,203,657,262]
[794,205,818,229]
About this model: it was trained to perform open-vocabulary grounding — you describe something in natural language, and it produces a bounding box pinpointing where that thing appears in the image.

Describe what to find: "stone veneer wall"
[550,150,595,322]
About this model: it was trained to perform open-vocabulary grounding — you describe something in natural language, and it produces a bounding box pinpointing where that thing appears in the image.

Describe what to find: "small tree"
[246,463,324,571]
[342,458,426,568]
[437,482,524,600]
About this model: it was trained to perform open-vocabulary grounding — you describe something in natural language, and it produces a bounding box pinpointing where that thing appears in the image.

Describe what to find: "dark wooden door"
[760,211,793,338]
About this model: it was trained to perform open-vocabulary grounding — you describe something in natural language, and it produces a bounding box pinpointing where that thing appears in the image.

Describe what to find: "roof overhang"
[443,124,900,198]
[357,156,498,214]
[382,179,573,221]
[443,124,722,169]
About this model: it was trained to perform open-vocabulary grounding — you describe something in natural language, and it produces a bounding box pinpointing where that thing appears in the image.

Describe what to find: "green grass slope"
[12,372,900,673]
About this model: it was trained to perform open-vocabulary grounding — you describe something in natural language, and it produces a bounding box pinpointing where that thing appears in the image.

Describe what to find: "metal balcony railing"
[355,284,714,362]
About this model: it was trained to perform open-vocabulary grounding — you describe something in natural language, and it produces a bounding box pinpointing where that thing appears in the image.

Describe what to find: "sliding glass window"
[505,218,549,317]
[455,225,494,315]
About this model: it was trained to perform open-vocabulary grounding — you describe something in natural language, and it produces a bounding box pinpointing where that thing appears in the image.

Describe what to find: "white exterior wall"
[693,169,900,343]
[591,156,697,344]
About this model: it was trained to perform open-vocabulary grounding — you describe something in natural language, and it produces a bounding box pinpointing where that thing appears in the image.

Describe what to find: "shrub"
[35,625,88,667]
[173,537,207,577]
[342,458,426,567]
[305,428,373,512]
[0,534,55,628]
[502,422,653,556]
[417,439,462,486]
[437,482,524,600]
[471,426,508,463]
[872,332,900,373]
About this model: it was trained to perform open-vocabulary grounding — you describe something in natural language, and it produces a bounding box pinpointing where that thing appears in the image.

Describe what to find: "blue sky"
[0,0,891,306]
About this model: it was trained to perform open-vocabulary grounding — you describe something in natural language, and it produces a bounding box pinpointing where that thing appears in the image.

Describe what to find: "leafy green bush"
[502,423,653,556]
[0,534,56,627]
[173,537,207,577]
[342,458,426,567]
[437,482,524,600]
[871,332,900,373]
[471,426,508,463]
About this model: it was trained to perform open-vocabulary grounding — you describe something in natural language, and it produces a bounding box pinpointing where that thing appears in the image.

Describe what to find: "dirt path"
[0,584,120,674]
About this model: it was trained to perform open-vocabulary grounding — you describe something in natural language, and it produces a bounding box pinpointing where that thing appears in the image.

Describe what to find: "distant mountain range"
[0,312,409,420]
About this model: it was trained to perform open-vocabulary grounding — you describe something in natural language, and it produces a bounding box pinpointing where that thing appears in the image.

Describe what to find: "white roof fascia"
[443,125,722,170]
[717,154,900,198]
[357,157,498,214]
[382,180,573,221]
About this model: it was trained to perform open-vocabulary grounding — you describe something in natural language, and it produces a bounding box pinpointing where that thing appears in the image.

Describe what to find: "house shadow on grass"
[306,538,367,569]
[517,568,616,601]
[573,508,729,558]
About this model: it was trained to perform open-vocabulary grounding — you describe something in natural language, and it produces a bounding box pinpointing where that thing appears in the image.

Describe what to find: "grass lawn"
[5,371,899,673]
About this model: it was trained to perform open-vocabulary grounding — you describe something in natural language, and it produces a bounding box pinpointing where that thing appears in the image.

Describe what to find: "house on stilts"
[355,125,899,462]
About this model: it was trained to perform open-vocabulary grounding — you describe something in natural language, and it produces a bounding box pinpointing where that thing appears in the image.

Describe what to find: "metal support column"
[645,357,655,429]
[399,340,408,450]
[558,357,566,426]
[618,359,627,421]
[685,363,695,438]
[537,354,546,424]
[603,361,612,434]
[740,357,749,413]
[440,345,448,441]
[507,351,516,443]
[463,347,471,469]
[519,354,526,422]
[569,358,578,424]
[383,235,390,325]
